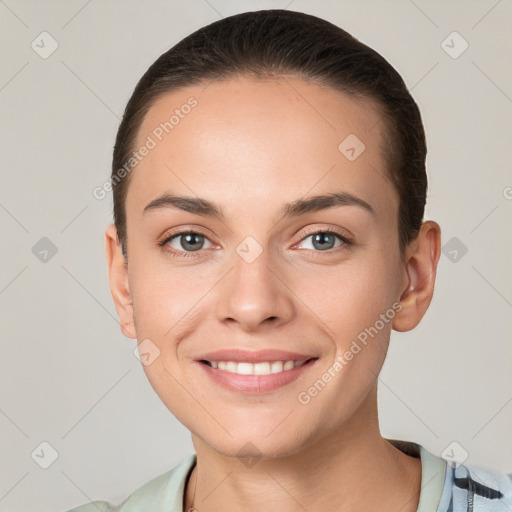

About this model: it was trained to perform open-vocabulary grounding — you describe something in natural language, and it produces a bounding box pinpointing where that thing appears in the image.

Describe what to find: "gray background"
[0,0,511,510]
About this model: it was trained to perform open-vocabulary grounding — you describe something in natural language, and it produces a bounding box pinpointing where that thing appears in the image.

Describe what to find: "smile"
[197,357,318,394]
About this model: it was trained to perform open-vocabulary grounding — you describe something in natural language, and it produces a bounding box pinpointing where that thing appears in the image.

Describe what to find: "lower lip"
[196,359,317,395]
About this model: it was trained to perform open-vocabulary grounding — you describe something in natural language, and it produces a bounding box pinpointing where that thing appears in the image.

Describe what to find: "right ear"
[105,224,137,339]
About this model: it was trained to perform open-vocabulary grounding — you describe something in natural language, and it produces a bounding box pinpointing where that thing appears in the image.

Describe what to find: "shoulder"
[387,439,512,512]
[63,454,196,512]
[439,460,512,511]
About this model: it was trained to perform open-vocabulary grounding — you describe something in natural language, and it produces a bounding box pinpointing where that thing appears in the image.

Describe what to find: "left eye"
[296,230,347,251]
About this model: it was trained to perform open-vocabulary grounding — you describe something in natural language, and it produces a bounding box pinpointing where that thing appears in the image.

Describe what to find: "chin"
[194,425,313,462]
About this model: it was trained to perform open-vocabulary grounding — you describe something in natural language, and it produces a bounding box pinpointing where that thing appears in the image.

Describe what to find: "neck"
[184,384,421,512]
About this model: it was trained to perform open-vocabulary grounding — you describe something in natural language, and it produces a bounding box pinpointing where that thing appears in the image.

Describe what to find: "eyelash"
[158,227,353,259]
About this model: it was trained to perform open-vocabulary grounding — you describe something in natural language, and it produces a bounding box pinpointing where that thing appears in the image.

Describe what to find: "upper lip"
[197,349,317,363]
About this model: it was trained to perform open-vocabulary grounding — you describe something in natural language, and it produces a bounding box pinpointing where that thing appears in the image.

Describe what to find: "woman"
[67,9,511,512]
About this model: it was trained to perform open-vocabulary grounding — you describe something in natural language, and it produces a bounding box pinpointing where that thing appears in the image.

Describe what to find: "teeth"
[270,361,283,373]
[283,361,295,371]
[207,360,307,375]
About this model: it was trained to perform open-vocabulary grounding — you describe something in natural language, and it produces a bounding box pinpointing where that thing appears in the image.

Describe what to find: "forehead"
[126,76,397,226]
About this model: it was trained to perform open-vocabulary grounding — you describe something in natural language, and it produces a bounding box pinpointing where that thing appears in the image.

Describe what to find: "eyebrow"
[142,191,375,220]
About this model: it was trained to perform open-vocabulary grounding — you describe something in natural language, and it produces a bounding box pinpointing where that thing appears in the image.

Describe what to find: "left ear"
[392,220,442,332]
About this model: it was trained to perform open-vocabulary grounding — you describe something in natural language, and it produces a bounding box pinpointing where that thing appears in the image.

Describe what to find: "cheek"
[128,259,222,370]
[129,259,206,326]
[293,256,398,338]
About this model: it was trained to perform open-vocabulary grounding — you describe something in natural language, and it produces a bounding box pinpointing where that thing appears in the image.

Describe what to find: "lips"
[194,349,319,394]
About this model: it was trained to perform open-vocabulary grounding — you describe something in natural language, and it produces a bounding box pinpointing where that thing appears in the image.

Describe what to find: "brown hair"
[111,9,427,259]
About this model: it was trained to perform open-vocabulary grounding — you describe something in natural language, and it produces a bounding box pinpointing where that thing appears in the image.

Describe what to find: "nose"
[214,247,295,333]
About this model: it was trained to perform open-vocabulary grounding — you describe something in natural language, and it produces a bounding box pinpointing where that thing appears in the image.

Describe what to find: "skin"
[105,75,441,512]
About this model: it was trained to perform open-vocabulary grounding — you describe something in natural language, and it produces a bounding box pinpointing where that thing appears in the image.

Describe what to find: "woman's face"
[120,76,408,458]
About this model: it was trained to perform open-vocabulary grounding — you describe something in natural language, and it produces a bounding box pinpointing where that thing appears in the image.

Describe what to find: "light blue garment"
[64,439,512,512]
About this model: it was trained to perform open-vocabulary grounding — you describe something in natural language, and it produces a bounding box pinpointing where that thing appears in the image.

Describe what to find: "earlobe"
[392,221,442,333]
[105,224,137,339]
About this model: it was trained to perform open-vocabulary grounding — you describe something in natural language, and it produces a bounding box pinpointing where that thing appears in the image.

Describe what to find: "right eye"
[160,230,215,258]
